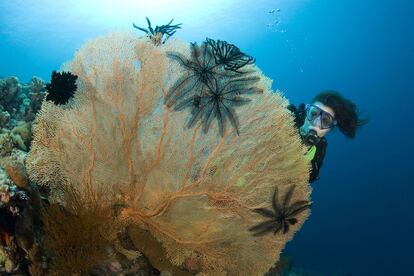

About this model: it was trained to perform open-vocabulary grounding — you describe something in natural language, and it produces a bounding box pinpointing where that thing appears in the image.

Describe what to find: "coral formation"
[0,76,45,158]
[27,32,311,275]
[133,17,182,46]
[25,77,47,122]
[41,186,123,274]
[0,77,46,129]
[0,122,32,155]
[5,161,29,189]
[0,132,14,157]
[0,164,46,274]
[0,76,48,274]
[0,77,21,117]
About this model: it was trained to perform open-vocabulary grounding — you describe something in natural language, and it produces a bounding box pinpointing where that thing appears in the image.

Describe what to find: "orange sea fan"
[27,32,311,275]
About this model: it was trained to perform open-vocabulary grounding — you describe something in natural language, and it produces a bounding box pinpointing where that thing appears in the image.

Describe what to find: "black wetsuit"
[287,103,327,183]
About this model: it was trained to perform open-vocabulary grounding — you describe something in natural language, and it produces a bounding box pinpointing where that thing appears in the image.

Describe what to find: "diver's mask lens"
[305,104,337,129]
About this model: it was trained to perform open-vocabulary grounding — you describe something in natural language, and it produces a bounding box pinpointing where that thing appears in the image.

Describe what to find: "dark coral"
[25,77,47,121]
[0,77,21,112]
[133,17,182,45]
[0,76,47,128]
[0,181,47,274]
[45,71,78,105]
[249,185,311,236]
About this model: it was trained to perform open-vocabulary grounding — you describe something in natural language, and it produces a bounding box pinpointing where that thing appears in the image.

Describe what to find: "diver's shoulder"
[317,137,328,150]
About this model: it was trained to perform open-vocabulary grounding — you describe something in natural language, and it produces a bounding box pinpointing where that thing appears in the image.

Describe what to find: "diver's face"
[300,102,335,144]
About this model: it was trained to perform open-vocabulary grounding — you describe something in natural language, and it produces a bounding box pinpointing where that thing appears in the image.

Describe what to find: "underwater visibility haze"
[0,0,413,275]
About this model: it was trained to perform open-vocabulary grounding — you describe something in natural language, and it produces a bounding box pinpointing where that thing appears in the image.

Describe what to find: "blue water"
[1,0,413,275]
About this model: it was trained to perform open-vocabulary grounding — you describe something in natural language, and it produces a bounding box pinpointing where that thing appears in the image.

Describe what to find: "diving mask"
[305,104,337,129]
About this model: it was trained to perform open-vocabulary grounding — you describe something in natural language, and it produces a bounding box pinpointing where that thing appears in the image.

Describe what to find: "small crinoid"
[164,41,218,109]
[133,17,182,46]
[205,38,255,73]
[249,185,311,236]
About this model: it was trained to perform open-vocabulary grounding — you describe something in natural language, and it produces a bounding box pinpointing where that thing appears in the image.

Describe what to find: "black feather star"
[164,41,219,109]
[133,17,182,45]
[165,40,261,136]
[200,75,262,136]
[45,71,78,105]
[205,38,255,73]
[249,185,311,236]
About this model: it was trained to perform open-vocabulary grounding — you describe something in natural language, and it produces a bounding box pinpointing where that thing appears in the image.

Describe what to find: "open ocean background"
[1,0,413,275]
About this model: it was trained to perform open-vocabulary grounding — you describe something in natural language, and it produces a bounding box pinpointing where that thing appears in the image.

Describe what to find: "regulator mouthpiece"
[304,129,321,145]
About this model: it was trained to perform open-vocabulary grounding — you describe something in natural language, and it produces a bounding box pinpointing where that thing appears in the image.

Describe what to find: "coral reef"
[133,17,182,46]
[0,77,46,129]
[0,71,160,276]
[26,32,311,275]
[0,77,21,118]
[0,76,47,274]
[0,76,45,157]
[0,132,14,157]
[0,162,47,274]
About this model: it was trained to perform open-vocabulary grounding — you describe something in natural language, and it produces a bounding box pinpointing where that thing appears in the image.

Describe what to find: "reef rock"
[0,76,46,130]
[0,77,21,113]
[5,161,29,188]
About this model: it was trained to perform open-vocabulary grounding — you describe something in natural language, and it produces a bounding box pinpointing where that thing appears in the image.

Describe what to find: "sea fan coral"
[27,32,311,275]
[41,186,122,274]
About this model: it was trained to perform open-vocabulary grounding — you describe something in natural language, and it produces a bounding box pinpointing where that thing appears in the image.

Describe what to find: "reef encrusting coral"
[0,76,46,155]
[0,160,47,274]
[0,76,48,274]
[27,32,311,275]
[0,76,46,128]
[0,75,162,275]
[0,75,160,274]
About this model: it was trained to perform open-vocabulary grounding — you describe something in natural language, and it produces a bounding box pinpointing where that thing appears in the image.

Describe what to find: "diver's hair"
[313,90,368,138]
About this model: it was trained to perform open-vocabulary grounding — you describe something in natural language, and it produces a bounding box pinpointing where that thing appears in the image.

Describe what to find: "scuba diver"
[288,90,367,183]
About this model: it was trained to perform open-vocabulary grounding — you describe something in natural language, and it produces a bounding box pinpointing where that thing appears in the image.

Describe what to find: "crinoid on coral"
[164,41,218,107]
[205,38,256,73]
[199,76,263,136]
[166,40,260,136]
[249,185,312,236]
[45,71,78,105]
[27,32,311,275]
[133,17,182,46]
